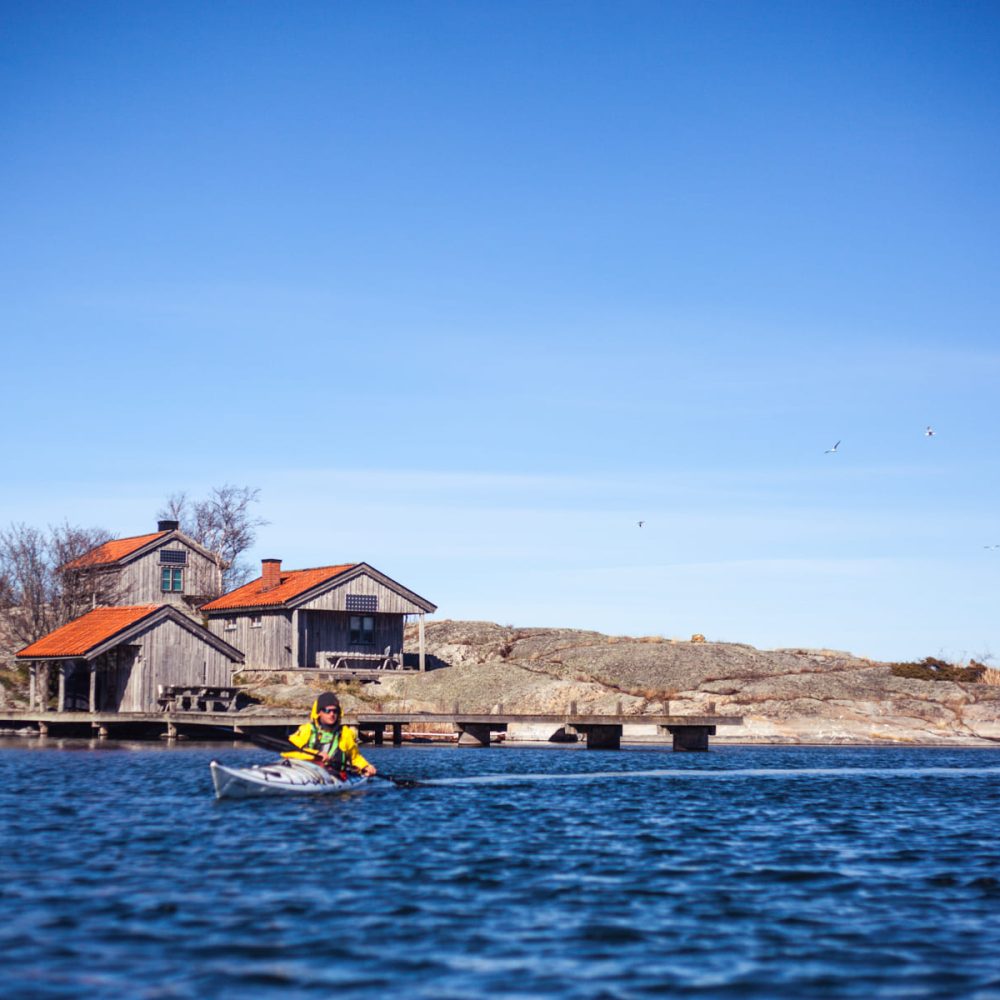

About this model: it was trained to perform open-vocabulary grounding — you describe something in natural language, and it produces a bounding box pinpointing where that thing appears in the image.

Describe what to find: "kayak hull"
[210,758,373,799]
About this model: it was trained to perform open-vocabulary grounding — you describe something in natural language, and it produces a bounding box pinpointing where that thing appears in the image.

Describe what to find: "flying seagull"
[925,426,935,437]
[825,440,840,454]
[637,521,645,528]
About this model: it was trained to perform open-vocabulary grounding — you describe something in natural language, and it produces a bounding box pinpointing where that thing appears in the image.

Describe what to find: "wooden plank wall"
[118,543,221,608]
[298,574,429,614]
[301,612,404,667]
[207,610,292,670]
[117,619,236,712]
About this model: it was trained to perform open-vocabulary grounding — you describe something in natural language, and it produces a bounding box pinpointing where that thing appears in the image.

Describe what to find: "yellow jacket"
[282,699,371,771]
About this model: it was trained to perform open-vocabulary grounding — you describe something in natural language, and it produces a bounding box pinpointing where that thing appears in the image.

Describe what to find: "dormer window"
[161,567,183,593]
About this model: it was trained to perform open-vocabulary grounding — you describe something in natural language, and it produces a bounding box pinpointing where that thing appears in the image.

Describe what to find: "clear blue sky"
[2,1,998,661]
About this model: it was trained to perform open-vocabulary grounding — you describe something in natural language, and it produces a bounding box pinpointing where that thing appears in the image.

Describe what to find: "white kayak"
[210,758,374,800]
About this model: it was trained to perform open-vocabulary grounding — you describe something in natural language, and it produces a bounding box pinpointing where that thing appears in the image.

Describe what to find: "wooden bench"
[315,649,413,671]
[157,685,242,713]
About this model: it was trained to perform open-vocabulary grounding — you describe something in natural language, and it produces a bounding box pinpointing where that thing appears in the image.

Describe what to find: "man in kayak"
[283,692,377,778]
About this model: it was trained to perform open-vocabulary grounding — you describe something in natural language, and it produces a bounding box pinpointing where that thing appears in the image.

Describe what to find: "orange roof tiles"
[201,564,357,611]
[17,606,162,659]
[64,531,169,569]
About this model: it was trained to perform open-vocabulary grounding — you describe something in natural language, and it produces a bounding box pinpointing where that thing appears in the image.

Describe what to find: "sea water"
[1,742,999,999]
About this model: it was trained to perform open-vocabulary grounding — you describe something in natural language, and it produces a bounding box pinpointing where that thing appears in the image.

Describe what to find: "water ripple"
[2,742,999,998]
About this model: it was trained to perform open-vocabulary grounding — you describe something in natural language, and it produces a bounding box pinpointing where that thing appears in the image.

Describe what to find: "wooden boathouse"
[200,559,437,672]
[16,605,244,713]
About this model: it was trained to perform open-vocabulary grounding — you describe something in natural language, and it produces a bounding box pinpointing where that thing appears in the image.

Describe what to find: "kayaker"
[283,692,377,778]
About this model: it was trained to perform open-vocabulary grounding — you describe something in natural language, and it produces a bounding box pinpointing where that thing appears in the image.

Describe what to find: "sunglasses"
[319,706,339,714]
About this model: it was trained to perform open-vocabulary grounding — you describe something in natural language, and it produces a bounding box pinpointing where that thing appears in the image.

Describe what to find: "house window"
[224,618,237,631]
[161,567,183,592]
[160,549,187,565]
[250,615,262,628]
[349,615,375,645]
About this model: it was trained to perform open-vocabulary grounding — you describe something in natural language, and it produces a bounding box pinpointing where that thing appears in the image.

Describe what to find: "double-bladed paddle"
[218,726,424,788]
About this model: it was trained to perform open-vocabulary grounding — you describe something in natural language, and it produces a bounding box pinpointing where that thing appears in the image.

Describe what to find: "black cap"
[316,692,340,712]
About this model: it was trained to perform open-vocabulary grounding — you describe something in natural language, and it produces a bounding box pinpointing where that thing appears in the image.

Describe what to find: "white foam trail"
[416,766,1000,787]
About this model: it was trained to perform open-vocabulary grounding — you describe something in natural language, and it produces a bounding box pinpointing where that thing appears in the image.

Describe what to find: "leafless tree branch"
[0,522,116,647]
[158,485,268,592]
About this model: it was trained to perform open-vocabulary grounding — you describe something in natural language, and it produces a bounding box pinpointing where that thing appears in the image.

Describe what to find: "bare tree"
[52,522,124,621]
[0,522,115,647]
[158,485,268,592]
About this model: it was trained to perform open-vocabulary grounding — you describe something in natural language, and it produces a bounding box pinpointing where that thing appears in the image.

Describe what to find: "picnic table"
[157,684,243,713]
[315,649,412,671]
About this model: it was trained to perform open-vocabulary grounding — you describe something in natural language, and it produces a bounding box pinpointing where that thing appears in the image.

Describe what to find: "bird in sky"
[825,440,840,453]
[637,521,645,528]
[925,426,935,437]
[984,544,1000,550]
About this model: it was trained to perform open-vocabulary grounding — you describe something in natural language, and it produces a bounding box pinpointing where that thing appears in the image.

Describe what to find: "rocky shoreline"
[4,618,999,746]
[233,620,1000,747]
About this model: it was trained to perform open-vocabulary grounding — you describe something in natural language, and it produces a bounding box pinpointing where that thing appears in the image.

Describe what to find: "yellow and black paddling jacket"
[283,699,371,773]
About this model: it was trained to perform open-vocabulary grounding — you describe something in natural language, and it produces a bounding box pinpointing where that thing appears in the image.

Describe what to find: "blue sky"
[2,1,998,661]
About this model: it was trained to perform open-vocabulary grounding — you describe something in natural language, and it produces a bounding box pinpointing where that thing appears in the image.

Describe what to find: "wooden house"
[201,559,437,672]
[63,520,223,611]
[16,605,243,713]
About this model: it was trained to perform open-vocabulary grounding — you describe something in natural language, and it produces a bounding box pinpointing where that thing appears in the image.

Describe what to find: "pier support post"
[457,723,493,747]
[165,721,177,740]
[29,664,36,711]
[38,721,48,737]
[373,725,384,746]
[89,663,97,713]
[583,725,622,750]
[392,723,403,745]
[57,664,66,713]
[665,725,715,751]
[418,613,426,672]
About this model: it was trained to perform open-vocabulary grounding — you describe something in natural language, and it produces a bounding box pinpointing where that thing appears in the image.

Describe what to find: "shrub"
[889,657,987,682]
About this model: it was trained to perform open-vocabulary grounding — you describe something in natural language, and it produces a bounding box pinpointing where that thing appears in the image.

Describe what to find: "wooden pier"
[0,707,742,750]
[355,711,741,750]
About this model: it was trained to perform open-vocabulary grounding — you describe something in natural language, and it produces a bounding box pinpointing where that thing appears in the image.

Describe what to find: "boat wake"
[416,766,1000,787]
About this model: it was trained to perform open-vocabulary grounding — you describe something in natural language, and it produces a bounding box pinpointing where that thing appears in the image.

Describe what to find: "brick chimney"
[261,558,282,592]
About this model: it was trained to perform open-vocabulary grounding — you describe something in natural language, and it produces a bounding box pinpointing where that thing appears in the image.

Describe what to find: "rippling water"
[2,741,999,999]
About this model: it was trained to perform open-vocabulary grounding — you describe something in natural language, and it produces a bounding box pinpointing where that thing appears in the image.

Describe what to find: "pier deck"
[0,709,742,751]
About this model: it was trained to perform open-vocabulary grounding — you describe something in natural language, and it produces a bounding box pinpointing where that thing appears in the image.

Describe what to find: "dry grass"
[981,667,1000,686]
[890,657,987,682]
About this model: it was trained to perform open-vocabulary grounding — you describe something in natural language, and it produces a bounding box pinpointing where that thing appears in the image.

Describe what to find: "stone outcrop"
[5,615,999,745]
[347,620,1000,745]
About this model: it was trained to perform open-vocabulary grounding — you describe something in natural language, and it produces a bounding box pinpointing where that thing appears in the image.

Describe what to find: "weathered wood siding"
[300,611,404,667]
[82,619,236,712]
[296,572,429,614]
[207,611,293,670]
[118,541,221,608]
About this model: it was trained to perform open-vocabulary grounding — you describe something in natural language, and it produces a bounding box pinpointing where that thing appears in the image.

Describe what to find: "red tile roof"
[17,606,162,658]
[63,531,169,569]
[201,564,357,611]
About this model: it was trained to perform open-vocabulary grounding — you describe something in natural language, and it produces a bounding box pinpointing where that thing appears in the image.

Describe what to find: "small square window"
[224,618,237,631]
[250,615,262,628]
[161,567,183,593]
[349,614,375,645]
